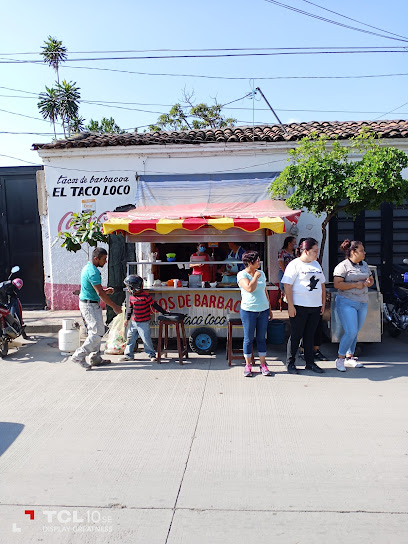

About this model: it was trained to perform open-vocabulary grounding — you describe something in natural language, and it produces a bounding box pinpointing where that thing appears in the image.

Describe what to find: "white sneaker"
[345,357,363,368]
[335,358,346,372]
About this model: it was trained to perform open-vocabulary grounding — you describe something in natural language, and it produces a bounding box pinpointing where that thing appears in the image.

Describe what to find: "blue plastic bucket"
[267,320,286,344]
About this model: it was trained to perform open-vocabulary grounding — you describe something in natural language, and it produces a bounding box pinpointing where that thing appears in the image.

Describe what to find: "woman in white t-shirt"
[333,239,373,372]
[282,238,326,375]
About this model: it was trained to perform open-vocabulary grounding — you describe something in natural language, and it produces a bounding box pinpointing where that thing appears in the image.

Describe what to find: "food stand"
[102,176,300,354]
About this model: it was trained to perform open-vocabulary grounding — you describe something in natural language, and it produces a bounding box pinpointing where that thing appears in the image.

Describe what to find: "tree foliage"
[86,117,126,134]
[149,90,236,132]
[38,86,60,138]
[40,36,67,82]
[269,129,408,261]
[56,211,108,255]
[38,80,80,138]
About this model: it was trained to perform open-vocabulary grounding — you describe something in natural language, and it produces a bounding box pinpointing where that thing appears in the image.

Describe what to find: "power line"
[1,45,407,56]
[5,45,408,54]
[63,64,408,81]
[375,100,408,120]
[0,107,49,122]
[300,0,408,41]
[264,0,408,44]
[0,153,287,175]
[0,49,407,64]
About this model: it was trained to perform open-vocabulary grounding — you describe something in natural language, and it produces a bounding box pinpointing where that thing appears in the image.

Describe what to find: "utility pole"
[255,87,288,135]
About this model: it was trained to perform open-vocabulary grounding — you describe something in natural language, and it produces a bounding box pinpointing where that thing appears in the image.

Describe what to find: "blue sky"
[1,0,407,167]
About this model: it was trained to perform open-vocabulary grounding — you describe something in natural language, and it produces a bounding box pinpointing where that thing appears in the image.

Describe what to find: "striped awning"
[103,200,300,236]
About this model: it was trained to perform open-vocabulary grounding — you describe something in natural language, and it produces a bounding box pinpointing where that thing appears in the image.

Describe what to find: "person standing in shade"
[282,238,326,374]
[333,239,373,372]
[278,236,296,291]
[221,242,246,284]
[71,247,122,370]
[190,242,211,282]
[237,250,274,377]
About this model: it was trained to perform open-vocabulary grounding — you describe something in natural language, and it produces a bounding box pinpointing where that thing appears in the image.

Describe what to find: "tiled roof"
[32,119,408,150]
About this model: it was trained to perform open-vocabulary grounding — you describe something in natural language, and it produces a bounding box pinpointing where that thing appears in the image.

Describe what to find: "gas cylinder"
[58,319,80,355]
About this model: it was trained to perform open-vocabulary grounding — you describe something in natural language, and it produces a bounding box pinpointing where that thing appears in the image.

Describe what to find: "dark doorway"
[0,166,45,309]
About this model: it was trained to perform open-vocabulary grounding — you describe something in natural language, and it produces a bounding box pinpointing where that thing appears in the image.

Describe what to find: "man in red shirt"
[121,275,167,362]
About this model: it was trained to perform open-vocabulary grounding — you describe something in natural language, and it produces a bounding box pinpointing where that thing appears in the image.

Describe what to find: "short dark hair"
[340,239,362,258]
[92,247,107,260]
[242,250,259,267]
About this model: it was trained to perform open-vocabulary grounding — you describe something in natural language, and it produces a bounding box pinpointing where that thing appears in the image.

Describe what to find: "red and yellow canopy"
[102,200,300,236]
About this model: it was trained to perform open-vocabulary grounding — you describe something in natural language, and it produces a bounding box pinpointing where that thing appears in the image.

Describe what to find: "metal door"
[0,167,45,309]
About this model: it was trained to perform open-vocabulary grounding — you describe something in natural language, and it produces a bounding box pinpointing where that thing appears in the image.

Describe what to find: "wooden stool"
[226,315,255,366]
[157,314,188,365]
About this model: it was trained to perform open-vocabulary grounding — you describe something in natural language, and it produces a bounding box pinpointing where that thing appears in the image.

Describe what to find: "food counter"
[125,260,279,354]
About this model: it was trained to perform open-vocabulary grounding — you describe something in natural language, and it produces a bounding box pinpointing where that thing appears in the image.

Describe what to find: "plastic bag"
[105,311,126,355]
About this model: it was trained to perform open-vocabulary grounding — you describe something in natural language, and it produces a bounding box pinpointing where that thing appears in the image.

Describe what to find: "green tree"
[86,117,126,134]
[38,86,60,138]
[268,130,408,262]
[40,36,67,83]
[69,115,86,134]
[149,91,236,132]
[56,211,108,256]
[57,80,80,137]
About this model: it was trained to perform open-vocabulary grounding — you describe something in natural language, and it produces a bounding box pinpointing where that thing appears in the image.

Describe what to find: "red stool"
[226,315,255,366]
[157,314,188,365]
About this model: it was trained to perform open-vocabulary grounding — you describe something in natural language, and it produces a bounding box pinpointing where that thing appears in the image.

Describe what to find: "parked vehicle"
[383,259,408,337]
[0,266,26,357]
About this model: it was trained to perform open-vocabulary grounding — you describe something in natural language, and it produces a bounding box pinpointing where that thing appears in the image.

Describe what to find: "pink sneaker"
[260,363,272,376]
[244,365,252,377]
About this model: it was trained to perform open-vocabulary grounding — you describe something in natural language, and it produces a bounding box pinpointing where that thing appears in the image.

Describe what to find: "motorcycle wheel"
[389,327,402,338]
[0,337,8,358]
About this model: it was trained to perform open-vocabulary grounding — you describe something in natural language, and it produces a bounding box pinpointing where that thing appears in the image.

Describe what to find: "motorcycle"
[0,265,26,357]
[383,258,408,337]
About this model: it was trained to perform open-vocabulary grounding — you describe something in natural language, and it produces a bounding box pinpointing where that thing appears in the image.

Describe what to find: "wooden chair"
[226,315,255,366]
[157,314,188,365]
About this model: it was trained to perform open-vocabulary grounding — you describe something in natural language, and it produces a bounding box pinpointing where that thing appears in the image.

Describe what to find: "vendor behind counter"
[190,242,212,282]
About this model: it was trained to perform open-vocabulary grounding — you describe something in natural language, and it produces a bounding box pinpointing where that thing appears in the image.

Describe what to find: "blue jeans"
[278,269,284,291]
[124,321,155,358]
[336,296,368,356]
[240,308,269,358]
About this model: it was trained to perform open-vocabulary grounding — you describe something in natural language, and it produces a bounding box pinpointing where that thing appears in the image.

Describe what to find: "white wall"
[36,142,325,308]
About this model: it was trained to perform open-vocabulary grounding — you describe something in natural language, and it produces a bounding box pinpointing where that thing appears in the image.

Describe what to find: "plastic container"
[267,320,286,344]
[58,319,80,354]
[268,286,280,310]
[189,274,202,288]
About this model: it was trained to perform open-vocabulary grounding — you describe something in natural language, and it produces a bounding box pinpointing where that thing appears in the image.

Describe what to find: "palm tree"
[38,86,60,138]
[40,36,67,83]
[57,80,80,137]
[69,115,86,134]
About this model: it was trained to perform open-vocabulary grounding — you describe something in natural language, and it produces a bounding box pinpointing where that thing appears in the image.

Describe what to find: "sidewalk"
[2,312,406,543]
[24,310,83,333]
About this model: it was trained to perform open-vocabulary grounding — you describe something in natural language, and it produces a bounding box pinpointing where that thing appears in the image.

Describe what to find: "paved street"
[0,324,407,543]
